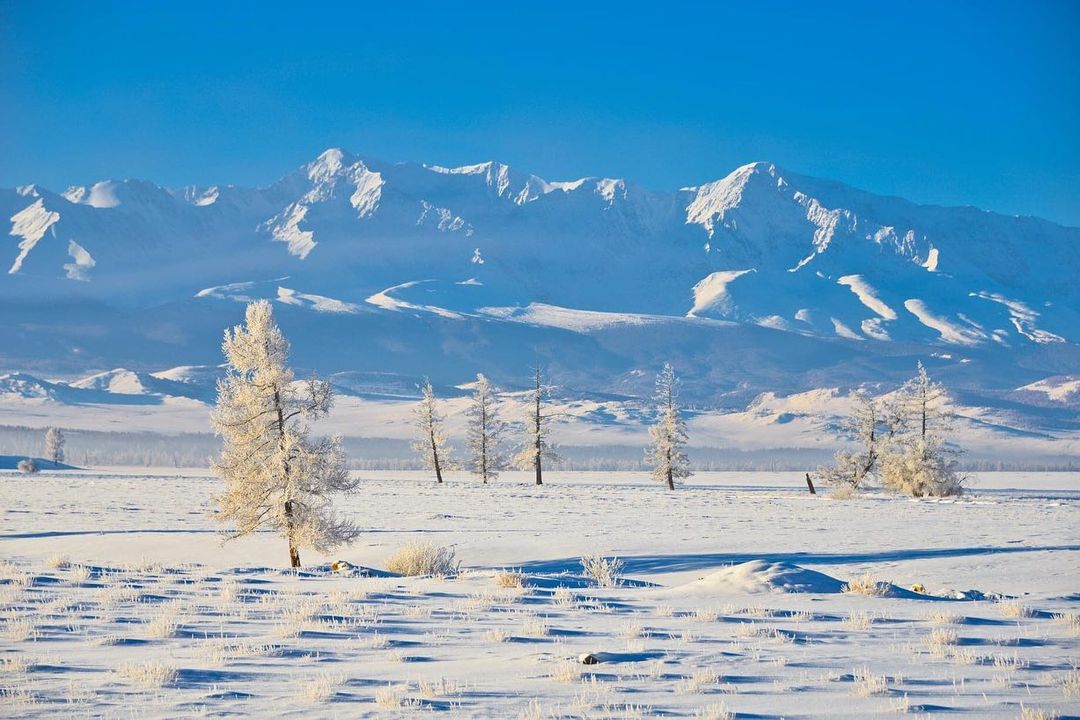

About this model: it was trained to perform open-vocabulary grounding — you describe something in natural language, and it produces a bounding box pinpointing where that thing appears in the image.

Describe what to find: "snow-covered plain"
[2,469,1077,718]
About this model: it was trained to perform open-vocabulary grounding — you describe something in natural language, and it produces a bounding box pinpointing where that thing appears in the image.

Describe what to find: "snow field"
[1,470,1077,718]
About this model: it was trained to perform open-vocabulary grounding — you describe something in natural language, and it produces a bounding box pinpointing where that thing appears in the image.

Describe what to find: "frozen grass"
[693,701,734,720]
[374,683,409,709]
[842,573,890,597]
[1057,668,1080,699]
[846,610,874,630]
[1051,612,1079,635]
[296,672,345,703]
[1018,707,1060,720]
[521,616,549,638]
[997,599,1034,618]
[580,554,624,587]
[551,660,580,683]
[851,665,888,696]
[385,542,459,577]
[115,660,176,688]
[69,565,92,585]
[144,605,181,639]
[2,618,40,642]
[926,627,959,657]
[494,569,526,589]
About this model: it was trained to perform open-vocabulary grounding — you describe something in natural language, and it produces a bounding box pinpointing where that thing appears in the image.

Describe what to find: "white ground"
[1,470,1078,719]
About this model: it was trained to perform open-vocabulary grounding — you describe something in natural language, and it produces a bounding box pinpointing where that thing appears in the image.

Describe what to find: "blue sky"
[2,1,1078,225]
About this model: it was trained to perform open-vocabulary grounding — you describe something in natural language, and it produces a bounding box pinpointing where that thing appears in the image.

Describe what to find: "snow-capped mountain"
[2,148,1078,424]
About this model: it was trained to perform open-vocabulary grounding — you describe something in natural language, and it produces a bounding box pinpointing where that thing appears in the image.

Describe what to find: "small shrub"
[997,599,1033,618]
[116,660,176,688]
[842,574,889,597]
[385,542,459,577]
[17,459,38,474]
[495,569,525,589]
[297,672,344,703]
[374,683,408,709]
[2,618,39,642]
[851,665,888,696]
[580,554,624,587]
[693,701,733,720]
[45,554,70,570]
[551,660,580,683]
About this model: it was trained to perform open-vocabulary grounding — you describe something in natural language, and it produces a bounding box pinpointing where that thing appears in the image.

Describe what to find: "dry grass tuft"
[116,660,177,689]
[385,542,459,577]
[842,574,889,597]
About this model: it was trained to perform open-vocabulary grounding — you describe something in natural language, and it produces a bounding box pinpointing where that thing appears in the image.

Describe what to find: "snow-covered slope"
[2,150,1078,444]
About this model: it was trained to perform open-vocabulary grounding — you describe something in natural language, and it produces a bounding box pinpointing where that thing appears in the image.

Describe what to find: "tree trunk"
[431,428,443,483]
[285,499,301,567]
[805,472,816,495]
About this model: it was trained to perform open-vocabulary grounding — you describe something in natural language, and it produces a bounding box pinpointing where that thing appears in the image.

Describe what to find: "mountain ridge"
[2,150,1077,434]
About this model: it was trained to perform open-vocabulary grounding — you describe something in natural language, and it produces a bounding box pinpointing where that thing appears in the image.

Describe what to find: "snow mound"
[667,560,847,595]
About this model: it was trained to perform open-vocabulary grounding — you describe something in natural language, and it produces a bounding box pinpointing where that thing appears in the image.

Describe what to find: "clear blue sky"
[2,1,1078,225]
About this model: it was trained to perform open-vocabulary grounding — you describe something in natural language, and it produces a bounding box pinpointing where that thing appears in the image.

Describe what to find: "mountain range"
[2,149,1077,461]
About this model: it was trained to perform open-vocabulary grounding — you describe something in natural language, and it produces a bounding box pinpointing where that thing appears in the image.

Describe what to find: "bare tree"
[466,373,505,483]
[645,363,691,490]
[512,366,560,485]
[211,300,359,567]
[412,379,454,483]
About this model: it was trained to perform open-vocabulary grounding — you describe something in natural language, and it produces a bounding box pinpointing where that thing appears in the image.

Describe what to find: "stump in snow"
[579,653,600,665]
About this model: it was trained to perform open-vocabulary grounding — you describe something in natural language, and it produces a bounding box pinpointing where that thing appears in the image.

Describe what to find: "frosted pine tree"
[902,361,946,440]
[645,363,691,490]
[512,366,559,485]
[211,300,359,567]
[412,379,454,483]
[45,426,64,467]
[880,362,965,497]
[466,373,505,483]
[815,390,880,490]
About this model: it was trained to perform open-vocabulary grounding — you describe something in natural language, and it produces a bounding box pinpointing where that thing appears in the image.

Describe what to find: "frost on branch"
[465,373,505,483]
[210,300,358,567]
[512,366,560,485]
[644,363,691,490]
[411,379,455,483]
[881,362,965,497]
[45,426,65,467]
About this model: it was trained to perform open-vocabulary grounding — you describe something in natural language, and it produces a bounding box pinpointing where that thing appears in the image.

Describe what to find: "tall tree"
[815,390,881,490]
[412,379,454,483]
[466,373,505,484]
[211,300,358,567]
[512,366,559,485]
[44,427,64,467]
[881,362,965,497]
[902,361,946,439]
[645,363,691,490]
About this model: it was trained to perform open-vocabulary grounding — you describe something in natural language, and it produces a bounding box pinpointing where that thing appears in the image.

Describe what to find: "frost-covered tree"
[880,433,965,497]
[211,300,359,567]
[512,366,559,485]
[411,379,454,483]
[465,373,505,483]
[815,390,881,490]
[880,363,965,497]
[645,363,691,490]
[902,361,947,440]
[45,427,64,467]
